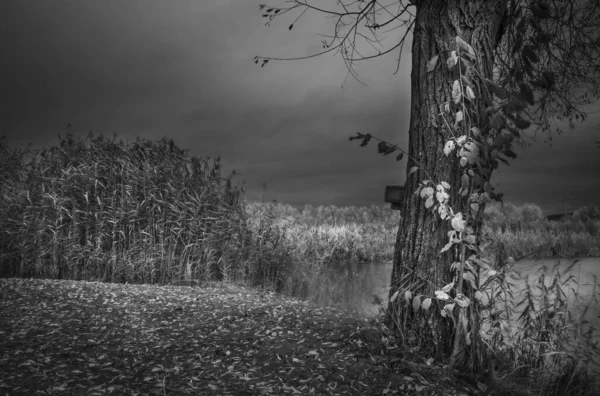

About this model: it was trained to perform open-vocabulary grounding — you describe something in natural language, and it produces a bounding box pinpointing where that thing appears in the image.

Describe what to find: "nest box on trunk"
[385,185,405,210]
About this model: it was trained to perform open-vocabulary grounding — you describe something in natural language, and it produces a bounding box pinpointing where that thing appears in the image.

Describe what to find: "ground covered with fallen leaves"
[0,278,482,395]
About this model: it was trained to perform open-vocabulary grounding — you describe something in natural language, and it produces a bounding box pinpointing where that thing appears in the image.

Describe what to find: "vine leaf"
[522,45,539,63]
[484,79,507,99]
[461,174,470,190]
[490,114,506,131]
[442,282,455,293]
[452,80,462,104]
[504,149,517,159]
[518,83,535,105]
[441,241,454,253]
[421,298,432,310]
[455,111,464,128]
[455,36,475,60]
[349,132,365,141]
[407,166,419,177]
[360,133,372,147]
[412,295,421,312]
[511,116,531,129]
[505,97,528,113]
[447,51,458,69]
[465,86,476,101]
[444,140,456,156]
[427,54,439,72]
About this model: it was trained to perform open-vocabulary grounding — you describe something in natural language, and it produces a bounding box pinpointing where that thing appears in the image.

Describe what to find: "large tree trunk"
[385,0,508,370]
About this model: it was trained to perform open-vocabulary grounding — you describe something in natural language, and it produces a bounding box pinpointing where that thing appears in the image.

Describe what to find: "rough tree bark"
[385,0,509,370]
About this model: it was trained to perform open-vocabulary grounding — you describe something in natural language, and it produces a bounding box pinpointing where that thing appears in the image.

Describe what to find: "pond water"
[305,257,600,379]
[312,257,600,321]
[318,260,394,317]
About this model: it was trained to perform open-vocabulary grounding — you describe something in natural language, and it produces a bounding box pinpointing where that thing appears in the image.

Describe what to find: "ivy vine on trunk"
[386,1,509,371]
[254,0,600,379]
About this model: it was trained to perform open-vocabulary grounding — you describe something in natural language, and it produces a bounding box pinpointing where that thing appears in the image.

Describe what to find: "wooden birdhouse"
[385,185,405,210]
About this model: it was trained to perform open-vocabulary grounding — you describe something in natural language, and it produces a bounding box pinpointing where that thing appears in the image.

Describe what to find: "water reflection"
[305,260,393,317]
[298,257,600,381]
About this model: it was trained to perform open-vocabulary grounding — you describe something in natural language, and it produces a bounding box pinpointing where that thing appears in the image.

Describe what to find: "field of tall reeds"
[0,134,290,292]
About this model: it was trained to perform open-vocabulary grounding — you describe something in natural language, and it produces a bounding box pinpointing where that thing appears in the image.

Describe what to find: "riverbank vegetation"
[1,133,599,394]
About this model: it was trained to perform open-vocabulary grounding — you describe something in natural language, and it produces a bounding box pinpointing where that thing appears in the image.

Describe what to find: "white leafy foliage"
[420,186,434,198]
[438,204,449,220]
[460,157,468,167]
[427,54,439,72]
[456,135,467,146]
[436,184,449,204]
[443,140,456,156]
[436,192,448,205]
[441,240,454,253]
[444,103,450,113]
[408,166,419,177]
[451,212,465,232]
[442,282,454,293]
[412,295,421,312]
[447,51,458,68]
[435,290,450,300]
[390,290,399,303]
[452,80,462,104]
[421,298,432,311]
[440,181,451,189]
[443,303,455,316]
[420,186,434,208]
[454,111,464,125]
[404,290,412,305]
[471,127,481,137]
[425,196,434,208]
[465,86,476,101]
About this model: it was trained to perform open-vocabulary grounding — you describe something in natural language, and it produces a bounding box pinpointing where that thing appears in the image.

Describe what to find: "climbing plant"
[254,0,600,375]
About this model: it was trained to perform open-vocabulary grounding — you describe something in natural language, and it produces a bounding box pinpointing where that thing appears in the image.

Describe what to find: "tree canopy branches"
[257,0,600,138]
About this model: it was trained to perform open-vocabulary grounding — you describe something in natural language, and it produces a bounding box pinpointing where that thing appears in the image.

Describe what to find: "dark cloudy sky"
[2,0,599,215]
